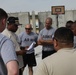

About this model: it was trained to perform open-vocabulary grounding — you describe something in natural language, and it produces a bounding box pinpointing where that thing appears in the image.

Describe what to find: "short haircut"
[46,17,52,21]
[0,8,8,20]
[66,20,73,29]
[54,27,74,43]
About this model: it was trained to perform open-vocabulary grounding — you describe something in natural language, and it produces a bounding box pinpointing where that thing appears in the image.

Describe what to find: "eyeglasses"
[25,28,32,30]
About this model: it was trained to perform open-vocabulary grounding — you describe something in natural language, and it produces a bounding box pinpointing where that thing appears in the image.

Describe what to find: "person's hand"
[16,50,26,55]
[38,37,48,45]
[25,46,29,50]
[40,39,44,43]
[39,37,44,43]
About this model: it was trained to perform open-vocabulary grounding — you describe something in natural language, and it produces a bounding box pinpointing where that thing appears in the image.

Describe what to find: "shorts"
[23,52,37,67]
[42,50,56,59]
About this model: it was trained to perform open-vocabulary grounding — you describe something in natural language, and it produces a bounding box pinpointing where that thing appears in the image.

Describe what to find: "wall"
[8,10,76,34]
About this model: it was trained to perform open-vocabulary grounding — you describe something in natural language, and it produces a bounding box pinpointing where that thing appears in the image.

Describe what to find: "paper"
[27,42,36,50]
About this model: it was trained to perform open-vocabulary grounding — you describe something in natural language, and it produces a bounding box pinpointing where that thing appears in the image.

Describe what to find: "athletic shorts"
[42,50,56,59]
[23,52,37,67]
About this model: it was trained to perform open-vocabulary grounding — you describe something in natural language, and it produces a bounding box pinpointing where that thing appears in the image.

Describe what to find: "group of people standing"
[0,7,76,75]
[34,19,76,75]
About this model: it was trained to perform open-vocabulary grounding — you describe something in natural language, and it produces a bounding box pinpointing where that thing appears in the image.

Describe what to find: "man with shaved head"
[38,17,56,59]
[18,24,38,75]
